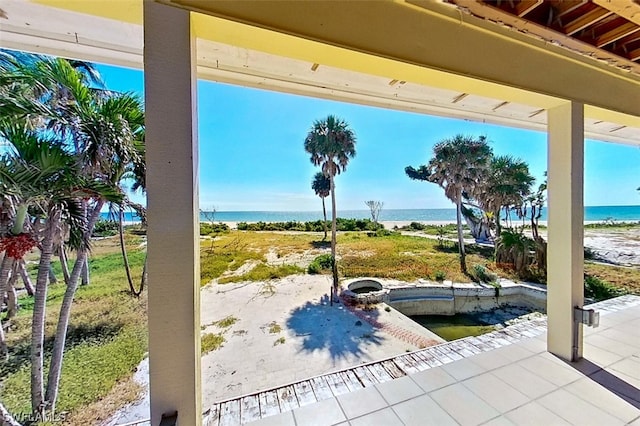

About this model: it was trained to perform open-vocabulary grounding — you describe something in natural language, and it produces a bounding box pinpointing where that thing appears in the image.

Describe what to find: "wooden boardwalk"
[204,294,640,426]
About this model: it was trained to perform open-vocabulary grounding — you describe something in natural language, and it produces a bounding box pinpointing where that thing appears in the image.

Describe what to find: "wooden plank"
[204,403,220,426]
[418,349,442,367]
[475,333,503,349]
[340,370,365,391]
[395,355,420,374]
[293,380,317,407]
[218,400,241,426]
[309,376,333,401]
[459,339,482,354]
[405,353,430,371]
[324,373,350,396]
[449,341,476,357]
[461,337,485,354]
[277,385,299,413]
[352,366,376,387]
[239,395,261,425]
[380,360,406,378]
[259,390,281,418]
[428,347,455,364]
[367,363,393,382]
[436,345,463,361]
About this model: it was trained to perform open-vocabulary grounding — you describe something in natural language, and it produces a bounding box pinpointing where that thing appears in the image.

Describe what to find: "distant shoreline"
[111,205,640,227]
[215,219,639,230]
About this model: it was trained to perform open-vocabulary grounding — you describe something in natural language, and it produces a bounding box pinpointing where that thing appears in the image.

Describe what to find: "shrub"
[200,222,230,235]
[472,264,498,284]
[434,270,446,282]
[307,254,333,274]
[92,219,118,237]
[408,222,426,230]
[584,275,626,301]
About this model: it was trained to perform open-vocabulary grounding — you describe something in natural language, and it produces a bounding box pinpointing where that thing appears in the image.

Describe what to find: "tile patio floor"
[242,296,640,426]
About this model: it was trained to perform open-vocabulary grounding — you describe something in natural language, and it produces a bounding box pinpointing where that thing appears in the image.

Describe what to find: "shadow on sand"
[309,240,331,249]
[286,294,384,362]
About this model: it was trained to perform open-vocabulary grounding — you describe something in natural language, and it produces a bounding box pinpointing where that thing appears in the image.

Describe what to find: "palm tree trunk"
[81,257,89,286]
[48,263,57,284]
[31,210,59,415]
[0,316,7,362]
[329,175,338,305]
[18,259,35,296]
[321,197,328,241]
[45,200,103,412]
[0,255,14,362]
[57,246,70,285]
[0,255,15,302]
[119,207,141,297]
[6,263,19,318]
[455,192,467,274]
[0,401,21,426]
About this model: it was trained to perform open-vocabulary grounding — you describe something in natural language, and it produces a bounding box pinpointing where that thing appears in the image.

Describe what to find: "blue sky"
[98,64,640,211]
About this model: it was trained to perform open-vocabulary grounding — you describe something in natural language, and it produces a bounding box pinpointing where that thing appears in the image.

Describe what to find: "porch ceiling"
[1,0,639,145]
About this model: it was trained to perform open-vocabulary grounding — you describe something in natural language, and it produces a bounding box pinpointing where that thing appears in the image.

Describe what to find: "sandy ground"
[107,276,438,425]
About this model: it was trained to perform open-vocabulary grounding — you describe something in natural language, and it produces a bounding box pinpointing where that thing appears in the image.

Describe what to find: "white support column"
[546,101,584,362]
[144,1,201,425]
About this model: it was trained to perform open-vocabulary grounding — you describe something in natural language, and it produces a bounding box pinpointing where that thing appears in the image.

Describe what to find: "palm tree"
[0,122,117,414]
[473,155,535,236]
[406,134,492,273]
[304,115,357,303]
[0,54,140,416]
[311,172,330,240]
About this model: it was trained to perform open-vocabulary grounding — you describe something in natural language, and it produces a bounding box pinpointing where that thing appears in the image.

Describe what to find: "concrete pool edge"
[341,277,547,316]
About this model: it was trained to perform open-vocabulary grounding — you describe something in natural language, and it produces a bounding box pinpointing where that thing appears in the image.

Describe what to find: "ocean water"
[105,205,640,223]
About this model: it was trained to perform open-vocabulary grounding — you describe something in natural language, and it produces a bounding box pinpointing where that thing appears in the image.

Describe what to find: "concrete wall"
[383,283,547,317]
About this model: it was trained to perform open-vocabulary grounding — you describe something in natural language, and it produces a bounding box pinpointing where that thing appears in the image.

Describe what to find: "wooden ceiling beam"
[629,47,640,62]
[553,0,588,18]
[563,7,613,35]
[596,22,640,48]
[615,31,640,48]
[592,0,640,26]
[515,0,543,17]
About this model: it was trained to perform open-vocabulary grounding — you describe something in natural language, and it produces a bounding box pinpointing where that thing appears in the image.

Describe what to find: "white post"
[546,101,584,362]
[144,1,201,424]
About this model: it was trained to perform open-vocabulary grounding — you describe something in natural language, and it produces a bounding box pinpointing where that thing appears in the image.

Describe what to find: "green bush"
[472,264,498,284]
[237,218,383,232]
[200,222,230,235]
[307,254,333,274]
[584,275,626,301]
[92,219,118,237]
[408,222,426,230]
[434,270,446,282]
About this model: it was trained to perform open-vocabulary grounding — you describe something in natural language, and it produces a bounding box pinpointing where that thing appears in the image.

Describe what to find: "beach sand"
[108,275,440,424]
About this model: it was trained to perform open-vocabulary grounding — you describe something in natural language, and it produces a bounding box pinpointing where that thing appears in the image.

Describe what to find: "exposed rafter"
[464,1,640,71]
[563,8,612,35]
[515,0,543,17]
[595,22,640,48]
[553,0,588,18]
[592,0,640,26]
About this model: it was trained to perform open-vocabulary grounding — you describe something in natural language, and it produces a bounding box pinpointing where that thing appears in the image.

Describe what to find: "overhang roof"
[1,0,639,145]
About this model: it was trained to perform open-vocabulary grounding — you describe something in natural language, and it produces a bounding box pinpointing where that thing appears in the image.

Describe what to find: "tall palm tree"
[471,155,534,236]
[311,172,330,240]
[304,115,357,303]
[406,134,492,273]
